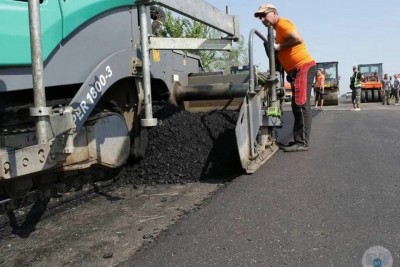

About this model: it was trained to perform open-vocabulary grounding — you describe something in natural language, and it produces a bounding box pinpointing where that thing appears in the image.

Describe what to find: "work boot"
[278,141,296,149]
[283,143,309,152]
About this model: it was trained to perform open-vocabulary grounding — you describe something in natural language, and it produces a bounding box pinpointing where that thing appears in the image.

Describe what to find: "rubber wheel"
[361,90,366,103]
[372,90,377,102]
[377,90,382,102]
[366,90,372,102]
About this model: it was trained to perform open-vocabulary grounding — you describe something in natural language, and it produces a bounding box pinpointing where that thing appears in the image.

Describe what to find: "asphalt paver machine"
[0,0,282,197]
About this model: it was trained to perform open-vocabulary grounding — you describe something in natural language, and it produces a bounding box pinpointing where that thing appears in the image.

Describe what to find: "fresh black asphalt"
[121,101,400,266]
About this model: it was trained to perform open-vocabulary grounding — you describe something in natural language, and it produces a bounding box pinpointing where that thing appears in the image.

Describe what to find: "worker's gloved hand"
[274,43,281,51]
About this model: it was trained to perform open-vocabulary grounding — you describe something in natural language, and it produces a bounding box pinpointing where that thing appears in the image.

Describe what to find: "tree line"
[159,10,249,73]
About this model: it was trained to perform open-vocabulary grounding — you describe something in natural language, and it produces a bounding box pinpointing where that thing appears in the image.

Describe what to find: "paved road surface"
[121,100,400,267]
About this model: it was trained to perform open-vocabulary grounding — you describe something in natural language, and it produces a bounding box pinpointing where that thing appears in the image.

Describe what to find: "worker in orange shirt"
[255,3,317,152]
[314,68,325,110]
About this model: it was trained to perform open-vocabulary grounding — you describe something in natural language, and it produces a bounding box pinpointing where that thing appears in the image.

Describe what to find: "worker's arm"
[279,30,303,49]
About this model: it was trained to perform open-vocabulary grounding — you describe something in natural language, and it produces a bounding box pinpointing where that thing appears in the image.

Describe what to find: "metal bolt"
[38,149,46,163]
[22,158,29,167]
[3,162,10,174]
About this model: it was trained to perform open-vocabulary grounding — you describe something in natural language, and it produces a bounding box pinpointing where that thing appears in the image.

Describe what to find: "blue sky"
[206,0,400,93]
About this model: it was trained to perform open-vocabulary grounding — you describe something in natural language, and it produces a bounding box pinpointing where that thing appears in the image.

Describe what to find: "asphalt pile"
[122,102,244,185]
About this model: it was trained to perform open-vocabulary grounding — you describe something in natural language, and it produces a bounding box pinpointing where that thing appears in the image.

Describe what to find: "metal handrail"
[246,27,279,158]
[28,0,50,144]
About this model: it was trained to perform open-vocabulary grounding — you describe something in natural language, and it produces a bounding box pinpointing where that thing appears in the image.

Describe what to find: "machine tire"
[327,94,338,105]
[372,90,377,102]
[377,90,382,102]
[361,90,366,103]
[366,90,372,102]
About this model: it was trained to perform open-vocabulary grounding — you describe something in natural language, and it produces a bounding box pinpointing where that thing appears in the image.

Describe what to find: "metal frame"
[137,0,239,39]
[235,27,280,173]
[149,38,232,51]
[28,0,50,145]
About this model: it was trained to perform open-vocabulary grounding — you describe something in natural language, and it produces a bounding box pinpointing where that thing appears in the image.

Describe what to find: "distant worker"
[393,75,400,105]
[381,74,392,105]
[350,66,362,111]
[150,6,165,37]
[389,76,394,99]
[314,68,325,110]
[254,3,317,152]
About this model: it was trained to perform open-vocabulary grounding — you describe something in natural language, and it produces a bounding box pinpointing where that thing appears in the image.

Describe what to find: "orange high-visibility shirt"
[275,18,314,72]
[315,74,325,87]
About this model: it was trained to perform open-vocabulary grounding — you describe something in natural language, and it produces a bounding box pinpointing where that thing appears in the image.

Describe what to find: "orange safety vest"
[315,74,325,88]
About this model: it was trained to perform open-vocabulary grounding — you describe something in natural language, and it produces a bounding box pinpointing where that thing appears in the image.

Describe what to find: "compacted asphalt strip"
[121,101,400,266]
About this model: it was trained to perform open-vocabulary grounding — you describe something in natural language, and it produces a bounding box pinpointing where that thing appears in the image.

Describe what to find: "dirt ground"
[0,182,223,267]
